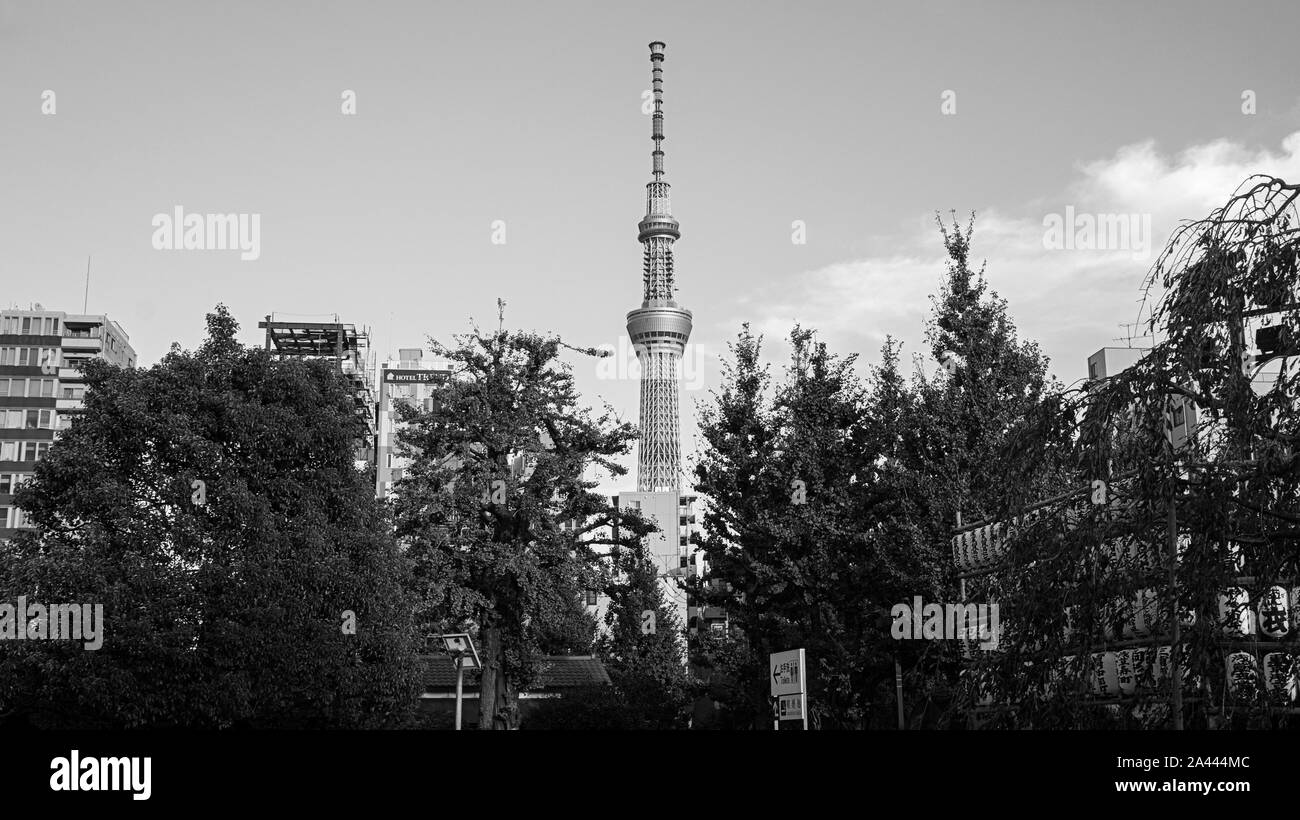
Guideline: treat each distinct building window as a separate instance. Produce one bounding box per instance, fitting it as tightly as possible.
[7,506,28,528]
[21,318,31,335]
[0,475,9,494]
[40,379,55,398]
[0,348,13,365]
[0,442,15,461]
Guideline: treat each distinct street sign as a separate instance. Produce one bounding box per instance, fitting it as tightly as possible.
[430,632,481,731]
[430,632,481,670]
[770,648,806,697]
[778,694,804,720]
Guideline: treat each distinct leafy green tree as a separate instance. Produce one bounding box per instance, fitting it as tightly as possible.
[393,306,651,729]
[979,177,1300,729]
[0,305,420,729]
[691,215,1064,729]
[920,211,1064,526]
[693,324,916,728]
[595,542,693,729]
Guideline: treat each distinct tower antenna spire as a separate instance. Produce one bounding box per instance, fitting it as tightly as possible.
[627,41,693,493]
[650,40,666,181]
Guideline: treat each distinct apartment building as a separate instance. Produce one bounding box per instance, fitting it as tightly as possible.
[0,306,135,536]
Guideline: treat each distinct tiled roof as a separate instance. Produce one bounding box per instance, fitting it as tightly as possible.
[422,654,611,690]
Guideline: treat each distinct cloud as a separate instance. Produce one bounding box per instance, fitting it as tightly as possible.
[743,131,1300,386]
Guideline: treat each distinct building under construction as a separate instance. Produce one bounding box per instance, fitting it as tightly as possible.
[257,314,377,470]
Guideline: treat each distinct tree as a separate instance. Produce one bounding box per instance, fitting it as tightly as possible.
[393,304,651,729]
[690,215,1065,729]
[0,305,420,729]
[978,177,1300,729]
[920,211,1064,526]
[595,542,693,729]
[692,324,926,728]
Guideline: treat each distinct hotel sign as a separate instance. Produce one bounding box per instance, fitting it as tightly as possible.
[383,369,448,384]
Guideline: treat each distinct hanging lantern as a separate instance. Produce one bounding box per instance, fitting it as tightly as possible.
[1257,586,1290,640]
[1116,649,1139,696]
[1226,652,1260,701]
[1132,588,1157,637]
[1218,588,1254,637]
[1092,652,1120,697]
[1263,653,1298,705]
[990,522,1005,560]
[1153,646,1172,687]
[1222,540,1245,575]
[1102,598,1120,642]
[1129,647,1151,693]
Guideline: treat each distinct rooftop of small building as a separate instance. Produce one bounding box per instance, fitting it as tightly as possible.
[421,654,612,690]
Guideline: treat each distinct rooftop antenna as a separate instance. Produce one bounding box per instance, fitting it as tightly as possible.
[1113,322,1151,348]
[83,256,91,313]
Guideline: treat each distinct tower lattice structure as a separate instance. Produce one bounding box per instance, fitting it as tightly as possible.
[627,41,693,494]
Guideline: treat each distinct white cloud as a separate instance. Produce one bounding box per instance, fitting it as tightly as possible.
[744,131,1300,386]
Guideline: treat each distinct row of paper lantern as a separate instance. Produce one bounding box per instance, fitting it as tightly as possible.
[1227,651,1300,703]
[966,648,1299,706]
[1060,585,1298,644]
[1216,586,1297,639]
[951,502,1109,573]
[953,520,1261,579]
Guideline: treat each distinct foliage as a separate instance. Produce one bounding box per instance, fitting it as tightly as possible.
[392,303,653,729]
[977,177,1300,728]
[691,215,1064,729]
[595,542,693,729]
[0,305,421,728]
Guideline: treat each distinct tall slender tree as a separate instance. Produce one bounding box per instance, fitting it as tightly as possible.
[393,305,651,729]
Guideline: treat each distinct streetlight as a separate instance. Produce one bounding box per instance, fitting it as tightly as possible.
[429,633,481,730]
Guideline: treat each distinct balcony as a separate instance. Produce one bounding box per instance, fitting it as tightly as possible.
[62,337,102,352]
[55,398,83,411]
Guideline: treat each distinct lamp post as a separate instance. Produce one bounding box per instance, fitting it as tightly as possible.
[430,633,481,730]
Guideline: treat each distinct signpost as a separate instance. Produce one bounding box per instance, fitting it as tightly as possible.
[431,633,481,730]
[769,648,807,730]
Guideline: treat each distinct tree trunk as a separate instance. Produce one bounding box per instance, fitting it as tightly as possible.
[476,625,521,729]
[478,625,501,730]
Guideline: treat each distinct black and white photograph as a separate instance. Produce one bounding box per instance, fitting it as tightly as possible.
[1,0,1298,805]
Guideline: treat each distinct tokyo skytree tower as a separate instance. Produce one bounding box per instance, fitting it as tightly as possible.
[627,41,693,493]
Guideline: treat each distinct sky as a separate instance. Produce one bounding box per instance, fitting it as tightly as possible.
[2,0,1299,487]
